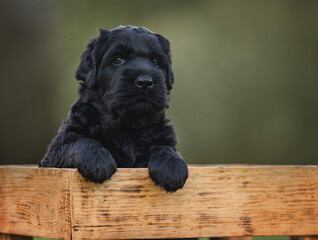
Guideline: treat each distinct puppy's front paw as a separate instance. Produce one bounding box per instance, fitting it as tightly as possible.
[75,148,117,183]
[148,147,188,192]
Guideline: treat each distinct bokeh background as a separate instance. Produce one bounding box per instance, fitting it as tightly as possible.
[1,0,317,165]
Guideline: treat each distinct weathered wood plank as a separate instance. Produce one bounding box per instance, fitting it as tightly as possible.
[71,166,318,239]
[0,166,73,240]
[1,165,318,239]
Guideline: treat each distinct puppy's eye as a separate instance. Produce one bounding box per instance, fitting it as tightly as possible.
[152,58,159,66]
[113,57,126,66]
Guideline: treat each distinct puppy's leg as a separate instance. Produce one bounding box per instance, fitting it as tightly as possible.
[148,146,188,192]
[39,137,117,183]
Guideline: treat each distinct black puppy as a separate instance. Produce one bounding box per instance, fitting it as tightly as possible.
[39,26,188,192]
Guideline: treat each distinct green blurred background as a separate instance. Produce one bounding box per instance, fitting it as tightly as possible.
[1,0,317,165]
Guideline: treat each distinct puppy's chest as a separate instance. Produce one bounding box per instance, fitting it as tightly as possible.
[100,129,156,167]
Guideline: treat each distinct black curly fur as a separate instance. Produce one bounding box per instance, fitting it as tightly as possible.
[39,26,188,192]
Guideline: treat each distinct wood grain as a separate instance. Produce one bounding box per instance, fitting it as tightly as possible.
[1,165,318,239]
[71,166,318,239]
[0,166,73,240]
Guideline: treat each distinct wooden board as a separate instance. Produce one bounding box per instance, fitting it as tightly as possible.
[71,166,318,239]
[0,166,73,240]
[1,165,318,239]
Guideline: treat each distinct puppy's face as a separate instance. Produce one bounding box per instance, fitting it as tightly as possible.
[76,26,174,119]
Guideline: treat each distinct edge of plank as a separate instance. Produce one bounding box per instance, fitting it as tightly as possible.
[1,165,318,239]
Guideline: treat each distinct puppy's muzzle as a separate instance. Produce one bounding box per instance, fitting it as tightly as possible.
[135,75,153,90]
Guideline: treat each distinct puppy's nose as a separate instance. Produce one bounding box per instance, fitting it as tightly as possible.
[135,75,153,89]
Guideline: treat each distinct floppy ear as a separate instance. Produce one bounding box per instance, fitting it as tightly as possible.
[155,34,174,90]
[75,28,109,87]
[75,38,97,88]
[167,64,174,91]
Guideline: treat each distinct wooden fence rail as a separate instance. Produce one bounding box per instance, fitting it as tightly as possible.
[0,165,318,240]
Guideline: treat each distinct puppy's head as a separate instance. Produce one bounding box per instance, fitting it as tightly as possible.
[75,26,174,120]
